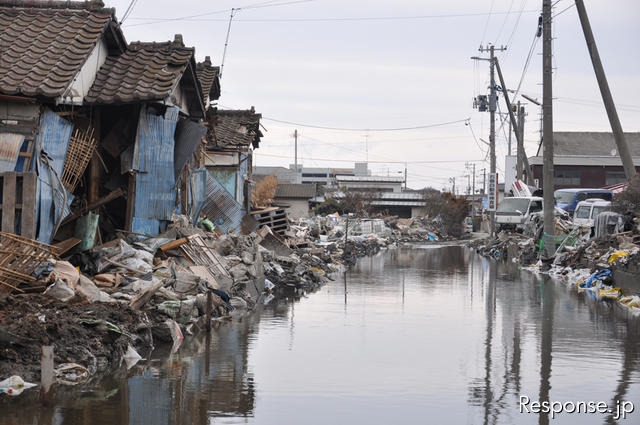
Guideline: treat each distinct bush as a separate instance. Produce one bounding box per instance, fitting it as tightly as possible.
[251,174,278,209]
[314,190,376,216]
[612,174,640,215]
[422,189,470,237]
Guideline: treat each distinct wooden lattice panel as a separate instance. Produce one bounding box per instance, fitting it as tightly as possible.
[0,232,58,296]
[61,127,97,193]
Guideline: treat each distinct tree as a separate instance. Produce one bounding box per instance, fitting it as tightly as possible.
[612,174,640,215]
[422,189,470,237]
[251,174,278,209]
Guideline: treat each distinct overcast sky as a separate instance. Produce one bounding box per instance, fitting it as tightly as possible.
[112,0,640,190]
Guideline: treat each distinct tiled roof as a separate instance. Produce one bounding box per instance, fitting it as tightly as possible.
[535,132,640,157]
[196,56,220,102]
[0,0,117,98]
[86,35,195,105]
[275,183,316,199]
[207,108,263,151]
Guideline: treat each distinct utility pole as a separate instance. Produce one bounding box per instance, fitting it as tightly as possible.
[294,129,298,183]
[574,0,636,180]
[404,163,407,191]
[507,114,512,156]
[542,0,555,257]
[472,163,476,195]
[450,177,456,195]
[494,58,534,184]
[516,102,525,181]
[483,168,486,194]
[472,45,506,236]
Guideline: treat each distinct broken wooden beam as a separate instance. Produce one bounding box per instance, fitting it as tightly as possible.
[159,237,189,253]
[61,188,124,226]
[129,279,163,310]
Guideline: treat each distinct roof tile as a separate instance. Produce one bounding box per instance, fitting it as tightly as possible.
[206,108,263,151]
[196,56,220,102]
[85,38,195,104]
[0,1,112,98]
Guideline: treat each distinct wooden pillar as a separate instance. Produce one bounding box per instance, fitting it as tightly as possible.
[125,172,136,231]
[88,110,101,203]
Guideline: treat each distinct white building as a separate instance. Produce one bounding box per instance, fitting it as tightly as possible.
[335,175,405,193]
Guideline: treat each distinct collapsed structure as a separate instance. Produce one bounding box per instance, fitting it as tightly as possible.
[0,1,264,257]
[0,1,462,389]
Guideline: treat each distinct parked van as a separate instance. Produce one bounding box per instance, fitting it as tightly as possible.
[573,199,612,228]
[554,188,613,215]
[495,196,543,231]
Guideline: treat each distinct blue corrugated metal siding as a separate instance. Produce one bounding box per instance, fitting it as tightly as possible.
[200,172,243,234]
[34,109,74,243]
[132,106,179,235]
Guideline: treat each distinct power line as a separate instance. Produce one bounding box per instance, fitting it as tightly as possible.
[124,0,314,27]
[480,0,496,43]
[261,117,470,132]
[120,0,141,23]
[494,0,515,44]
[511,28,540,103]
[253,152,484,164]
[125,8,540,26]
[553,2,575,18]
[265,134,470,147]
[504,0,528,48]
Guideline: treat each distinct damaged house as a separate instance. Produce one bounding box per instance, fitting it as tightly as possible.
[200,106,263,234]
[0,0,211,250]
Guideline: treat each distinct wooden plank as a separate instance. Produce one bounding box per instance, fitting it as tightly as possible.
[159,237,189,252]
[52,237,82,256]
[21,172,36,238]
[60,188,124,227]
[2,172,16,233]
[125,172,136,232]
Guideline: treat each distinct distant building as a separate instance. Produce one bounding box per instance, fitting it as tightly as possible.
[294,162,370,185]
[274,183,317,219]
[335,175,404,193]
[253,162,370,186]
[529,132,640,189]
[252,166,297,183]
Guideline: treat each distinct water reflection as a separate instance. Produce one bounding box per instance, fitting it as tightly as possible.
[2,246,639,425]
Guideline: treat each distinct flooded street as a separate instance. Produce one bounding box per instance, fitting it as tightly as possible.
[4,245,640,425]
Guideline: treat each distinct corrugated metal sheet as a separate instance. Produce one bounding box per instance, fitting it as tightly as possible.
[34,109,74,243]
[0,133,24,172]
[200,172,243,234]
[132,105,179,234]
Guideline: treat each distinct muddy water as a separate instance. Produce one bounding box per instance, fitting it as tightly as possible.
[2,245,640,425]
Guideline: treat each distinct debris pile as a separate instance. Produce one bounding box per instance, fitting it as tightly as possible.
[2,210,457,385]
[382,216,452,243]
[470,214,640,316]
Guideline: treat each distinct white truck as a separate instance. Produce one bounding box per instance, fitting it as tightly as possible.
[495,196,543,232]
[573,199,612,228]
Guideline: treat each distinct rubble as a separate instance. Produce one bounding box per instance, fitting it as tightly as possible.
[0,211,459,384]
[470,213,640,318]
